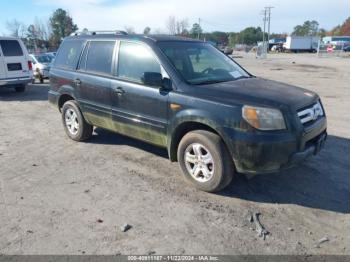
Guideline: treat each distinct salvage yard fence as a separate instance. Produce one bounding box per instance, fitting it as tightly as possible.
[317,40,350,58]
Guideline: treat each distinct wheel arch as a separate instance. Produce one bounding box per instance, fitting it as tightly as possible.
[58,93,75,112]
[57,85,77,112]
[168,120,229,162]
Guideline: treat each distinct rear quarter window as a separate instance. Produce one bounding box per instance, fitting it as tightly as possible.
[85,41,115,75]
[0,40,23,56]
[54,40,85,70]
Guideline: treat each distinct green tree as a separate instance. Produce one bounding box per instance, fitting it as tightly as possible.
[228,32,238,47]
[190,23,203,38]
[292,20,319,36]
[228,27,268,47]
[204,31,229,45]
[143,27,151,35]
[49,8,78,48]
[317,28,327,38]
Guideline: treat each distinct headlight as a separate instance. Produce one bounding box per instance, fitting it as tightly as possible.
[242,105,286,130]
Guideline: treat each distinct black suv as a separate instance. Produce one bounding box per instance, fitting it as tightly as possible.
[49,31,327,192]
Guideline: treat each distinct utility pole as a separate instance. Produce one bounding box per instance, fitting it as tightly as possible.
[262,9,267,45]
[265,6,274,44]
[261,8,267,57]
[260,6,274,57]
[198,18,201,40]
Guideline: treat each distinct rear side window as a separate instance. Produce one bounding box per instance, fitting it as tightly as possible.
[85,41,115,75]
[0,40,23,56]
[54,40,84,70]
[117,41,161,83]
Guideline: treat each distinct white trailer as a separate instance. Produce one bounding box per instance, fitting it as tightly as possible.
[283,36,320,52]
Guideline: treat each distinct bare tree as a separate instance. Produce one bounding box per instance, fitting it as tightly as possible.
[166,16,176,35]
[124,26,136,34]
[5,19,26,38]
[34,17,51,41]
[176,19,189,35]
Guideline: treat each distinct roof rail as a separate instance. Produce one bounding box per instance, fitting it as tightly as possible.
[71,30,128,36]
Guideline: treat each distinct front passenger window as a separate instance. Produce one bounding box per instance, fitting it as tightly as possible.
[117,41,161,84]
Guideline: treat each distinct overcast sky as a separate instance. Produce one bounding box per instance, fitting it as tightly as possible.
[1,0,350,35]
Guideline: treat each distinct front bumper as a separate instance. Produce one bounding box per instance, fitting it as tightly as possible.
[42,69,50,78]
[34,68,50,78]
[0,77,32,87]
[226,117,327,175]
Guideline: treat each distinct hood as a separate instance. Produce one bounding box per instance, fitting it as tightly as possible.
[185,77,318,110]
[37,63,50,69]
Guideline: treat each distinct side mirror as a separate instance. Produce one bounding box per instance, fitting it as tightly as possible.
[142,72,163,87]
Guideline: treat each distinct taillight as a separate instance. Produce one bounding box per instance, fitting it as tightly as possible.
[28,61,33,71]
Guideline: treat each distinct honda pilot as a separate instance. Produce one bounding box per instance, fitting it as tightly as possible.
[49,31,327,192]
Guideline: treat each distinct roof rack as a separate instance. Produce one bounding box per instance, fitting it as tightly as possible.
[71,30,128,36]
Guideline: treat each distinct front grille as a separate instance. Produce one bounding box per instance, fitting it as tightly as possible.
[297,101,324,125]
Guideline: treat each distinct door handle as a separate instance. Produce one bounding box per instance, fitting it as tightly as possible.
[113,87,125,96]
[74,78,82,86]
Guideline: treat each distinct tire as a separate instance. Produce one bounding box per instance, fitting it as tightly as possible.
[177,130,234,192]
[61,100,93,141]
[15,85,26,92]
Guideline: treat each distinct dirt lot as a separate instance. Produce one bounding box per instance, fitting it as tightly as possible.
[0,53,349,255]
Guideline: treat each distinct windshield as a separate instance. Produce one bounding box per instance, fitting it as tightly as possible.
[35,55,54,64]
[158,41,250,85]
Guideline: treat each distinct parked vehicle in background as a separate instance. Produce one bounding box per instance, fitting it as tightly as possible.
[218,45,233,55]
[49,32,327,192]
[30,54,54,83]
[271,44,284,52]
[223,46,233,55]
[0,37,33,92]
[46,52,57,58]
[268,37,286,50]
[283,36,319,53]
[343,45,350,52]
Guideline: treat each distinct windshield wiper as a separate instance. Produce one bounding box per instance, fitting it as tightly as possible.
[233,76,250,81]
[192,76,250,85]
[192,79,232,85]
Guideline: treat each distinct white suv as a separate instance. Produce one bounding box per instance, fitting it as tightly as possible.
[0,37,33,92]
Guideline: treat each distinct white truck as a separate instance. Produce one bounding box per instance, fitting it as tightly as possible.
[283,36,320,53]
[0,37,33,92]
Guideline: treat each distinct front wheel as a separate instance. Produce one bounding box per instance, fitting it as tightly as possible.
[61,100,93,141]
[177,130,234,192]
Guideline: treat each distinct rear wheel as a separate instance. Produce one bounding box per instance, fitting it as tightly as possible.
[15,85,26,92]
[61,100,93,141]
[177,130,234,192]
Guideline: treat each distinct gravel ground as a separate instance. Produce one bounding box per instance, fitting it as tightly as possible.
[0,53,349,255]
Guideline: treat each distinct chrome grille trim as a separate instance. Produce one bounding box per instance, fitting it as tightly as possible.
[297,101,324,124]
